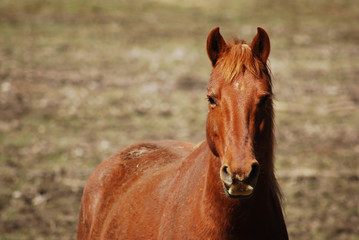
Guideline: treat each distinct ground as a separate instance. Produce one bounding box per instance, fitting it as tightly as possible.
[0,0,358,239]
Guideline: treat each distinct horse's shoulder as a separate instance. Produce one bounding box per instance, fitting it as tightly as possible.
[78,140,197,238]
[114,140,195,170]
[82,140,195,201]
[120,140,195,160]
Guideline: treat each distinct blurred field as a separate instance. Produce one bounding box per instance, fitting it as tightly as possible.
[0,0,358,239]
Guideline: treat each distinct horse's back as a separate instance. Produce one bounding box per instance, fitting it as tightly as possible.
[77,140,195,239]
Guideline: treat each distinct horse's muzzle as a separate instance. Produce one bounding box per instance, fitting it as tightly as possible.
[220,163,259,198]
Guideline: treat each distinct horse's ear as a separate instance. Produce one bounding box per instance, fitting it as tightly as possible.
[251,27,270,63]
[207,27,227,67]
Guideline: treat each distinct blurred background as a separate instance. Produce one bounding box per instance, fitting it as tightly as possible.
[0,0,358,239]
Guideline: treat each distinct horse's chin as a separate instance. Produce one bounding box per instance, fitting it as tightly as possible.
[222,183,254,199]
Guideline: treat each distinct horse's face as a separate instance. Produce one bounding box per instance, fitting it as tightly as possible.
[206,27,272,198]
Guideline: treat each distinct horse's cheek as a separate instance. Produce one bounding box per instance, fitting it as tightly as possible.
[206,115,219,157]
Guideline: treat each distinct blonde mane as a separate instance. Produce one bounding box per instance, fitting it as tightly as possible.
[217,40,265,83]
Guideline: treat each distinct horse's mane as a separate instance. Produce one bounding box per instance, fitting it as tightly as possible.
[216,38,271,84]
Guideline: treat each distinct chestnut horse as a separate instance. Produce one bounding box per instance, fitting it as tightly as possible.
[77,27,288,239]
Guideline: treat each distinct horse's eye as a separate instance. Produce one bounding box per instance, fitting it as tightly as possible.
[258,95,270,107]
[208,96,217,106]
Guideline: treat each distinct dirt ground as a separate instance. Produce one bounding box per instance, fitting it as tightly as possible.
[0,0,358,239]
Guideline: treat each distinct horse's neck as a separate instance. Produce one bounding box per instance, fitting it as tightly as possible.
[192,141,276,231]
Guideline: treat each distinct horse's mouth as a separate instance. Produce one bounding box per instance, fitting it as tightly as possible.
[222,182,254,198]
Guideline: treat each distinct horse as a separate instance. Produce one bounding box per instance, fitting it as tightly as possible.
[77,27,289,240]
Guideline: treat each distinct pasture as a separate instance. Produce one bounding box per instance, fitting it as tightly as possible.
[0,0,358,239]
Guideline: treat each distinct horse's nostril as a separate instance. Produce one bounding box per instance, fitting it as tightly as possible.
[220,165,233,186]
[248,163,259,184]
[223,166,229,175]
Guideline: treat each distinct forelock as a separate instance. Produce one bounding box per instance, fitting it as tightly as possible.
[215,40,265,83]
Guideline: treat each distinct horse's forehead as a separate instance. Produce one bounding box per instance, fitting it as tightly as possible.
[229,73,266,93]
[209,69,269,96]
[234,81,246,92]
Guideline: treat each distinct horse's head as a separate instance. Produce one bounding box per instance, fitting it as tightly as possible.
[206,27,273,198]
